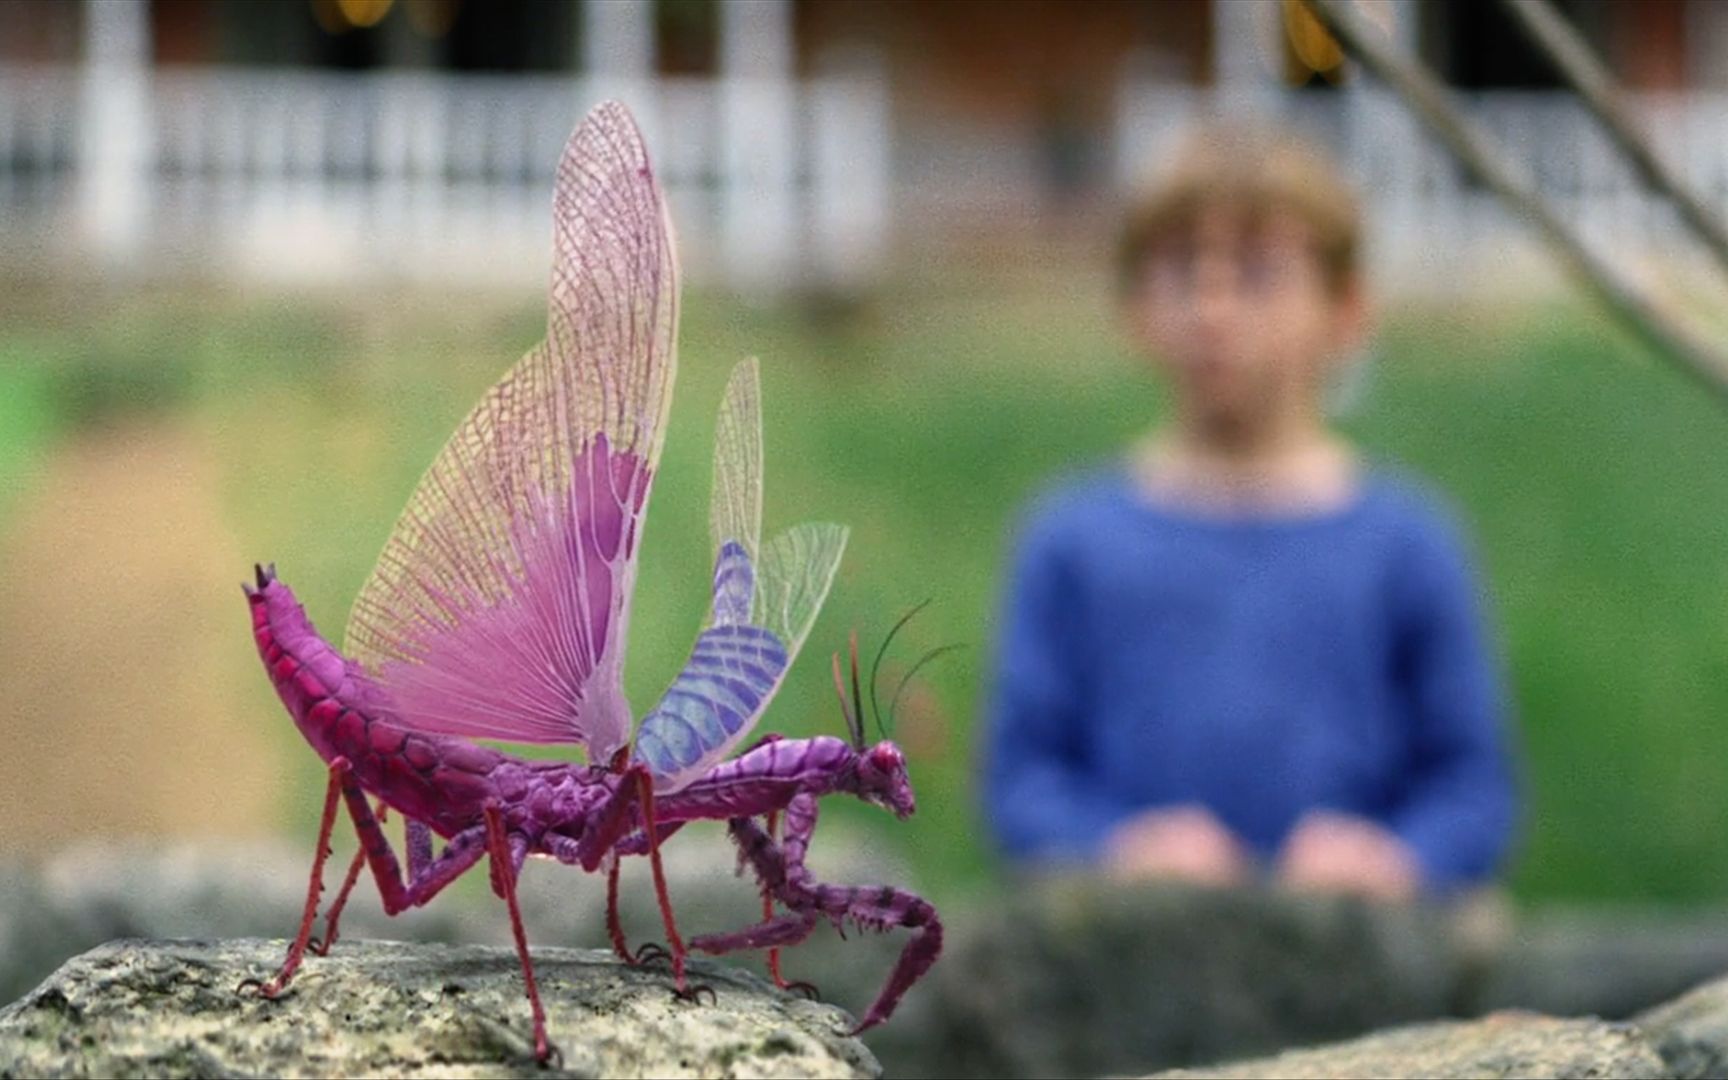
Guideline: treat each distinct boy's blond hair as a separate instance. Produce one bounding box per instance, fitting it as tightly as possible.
[1118,125,1361,296]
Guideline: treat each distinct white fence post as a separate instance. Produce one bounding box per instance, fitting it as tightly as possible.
[581,0,659,142]
[810,67,889,292]
[720,0,797,297]
[78,0,152,265]
[1212,0,1280,117]
[1344,0,1428,285]
[583,0,655,82]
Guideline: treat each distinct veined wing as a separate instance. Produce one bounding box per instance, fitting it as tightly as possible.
[635,360,847,791]
[710,359,763,575]
[344,101,677,763]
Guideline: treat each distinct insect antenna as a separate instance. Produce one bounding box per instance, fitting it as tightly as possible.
[847,629,867,747]
[869,599,933,735]
[832,648,865,751]
[886,643,967,739]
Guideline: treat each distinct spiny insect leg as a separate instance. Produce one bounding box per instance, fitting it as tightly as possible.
[310,847,366,957]
[727,811,943,1032]
[605,854,629,962]
[686,814,821,999]
[338,771,486,914]
[828,884,943,1034]
[577,843,669,968]
[761,809,794,991]
[312,808,429,956]
[239,759,346,998]
[484,804,557,1066]
[636,769,711,1003]
[689,908,821,953]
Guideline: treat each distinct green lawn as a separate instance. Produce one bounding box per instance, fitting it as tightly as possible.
[7,280,1728,906]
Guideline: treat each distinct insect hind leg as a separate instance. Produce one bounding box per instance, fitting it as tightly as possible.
[337,769,486,915]
[241,759,489,999]
[312,813,435,956]
[239,760,346,997]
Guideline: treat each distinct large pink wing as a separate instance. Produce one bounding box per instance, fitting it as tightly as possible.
[343,101,677,762]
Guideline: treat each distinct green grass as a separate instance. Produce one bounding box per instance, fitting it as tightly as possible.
[8,282,1728,907]
[0,339,63,524]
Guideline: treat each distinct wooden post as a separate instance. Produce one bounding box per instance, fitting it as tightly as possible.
[1302,0,1728,405]
[1499,0,1728,280]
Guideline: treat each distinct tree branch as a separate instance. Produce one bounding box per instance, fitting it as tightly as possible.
[1500,0,1728,280]
[1300,0,1728,404]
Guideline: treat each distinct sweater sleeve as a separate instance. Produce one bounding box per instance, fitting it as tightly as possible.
[1387,507,1520,891]
[981,503,1124,865]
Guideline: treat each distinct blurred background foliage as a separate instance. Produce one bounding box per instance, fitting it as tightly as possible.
[6,271,1728,908]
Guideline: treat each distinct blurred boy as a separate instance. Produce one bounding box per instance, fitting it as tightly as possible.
[981,128,1516,900]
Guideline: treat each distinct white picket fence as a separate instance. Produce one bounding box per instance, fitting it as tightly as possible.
[1116,80,1728,291]
[6,65,1728,297]
[0,66,891,295]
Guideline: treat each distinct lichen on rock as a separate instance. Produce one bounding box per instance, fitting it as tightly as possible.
[0,938,881,1079]
[1149,1012,1669,1080]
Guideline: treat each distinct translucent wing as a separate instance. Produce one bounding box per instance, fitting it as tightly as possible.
[343,101,676,763]
[709,358,763,564]
[635,361,847,791]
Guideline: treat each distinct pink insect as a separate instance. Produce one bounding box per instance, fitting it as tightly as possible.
[238,100,941,1063]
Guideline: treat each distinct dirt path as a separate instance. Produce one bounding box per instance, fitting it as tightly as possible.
[0,421,285,851]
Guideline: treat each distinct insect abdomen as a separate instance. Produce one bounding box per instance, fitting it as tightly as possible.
[245,564,506,833]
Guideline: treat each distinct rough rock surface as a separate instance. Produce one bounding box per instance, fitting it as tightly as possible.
[0,828,914,1022]
[1635,973,1728,1080]
[1150,1012,1668,1080]
[873,877,1728,1079]
[878,878,1477,1078]
[15,844,1728,1079]
[1478,910,1728,1020]
[0,938,880,1079]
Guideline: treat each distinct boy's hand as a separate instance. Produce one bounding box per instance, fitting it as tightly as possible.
[1104,804,1251,886]
[1276,811,1421,902]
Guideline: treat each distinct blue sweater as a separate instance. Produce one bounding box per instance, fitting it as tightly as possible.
[982,466,1518,891]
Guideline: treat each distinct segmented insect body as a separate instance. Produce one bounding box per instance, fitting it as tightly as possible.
[243,100,940,1060]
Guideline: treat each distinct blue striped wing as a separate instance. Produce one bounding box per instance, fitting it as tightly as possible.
[633,623,787,779]
[636,542,788,786]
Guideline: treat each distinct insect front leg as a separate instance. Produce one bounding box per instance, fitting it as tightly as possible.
[689,801,822,998]
[686,812,821,962]
[721,799,944,1033]
[755,800,824,996]
[824,881,943,1034]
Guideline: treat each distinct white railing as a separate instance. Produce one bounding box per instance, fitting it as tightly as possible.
[1116,80,1728,293]
[9,65,1727,298]
[0,66,891,295]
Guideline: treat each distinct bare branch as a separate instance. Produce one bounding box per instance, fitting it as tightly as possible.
[1301,0,1728,404]
[1500,0,1728,279]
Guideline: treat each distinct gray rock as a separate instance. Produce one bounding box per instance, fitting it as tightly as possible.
[1634,973,1728,1079]
[0,865,84,1006]
[883,878,1479,1079]
[0,827,917,1046]
[1478,910,1728,1021]
[21,841,1728,1079]
[0,938,880,1079]
[1150,1013,1669,1080]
